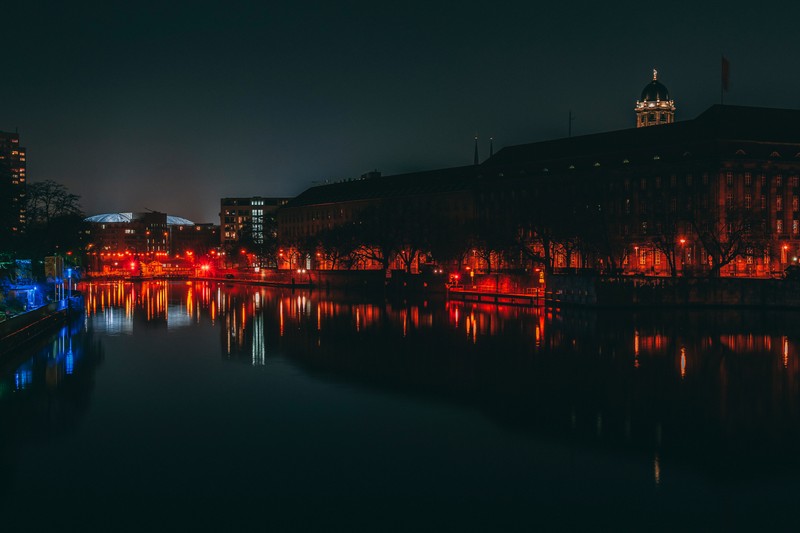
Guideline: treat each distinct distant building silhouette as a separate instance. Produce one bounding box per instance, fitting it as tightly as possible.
[0,130,27,247]
[277,166,479,271]
[273,104,800,279]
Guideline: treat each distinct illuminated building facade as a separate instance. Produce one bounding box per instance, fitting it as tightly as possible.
[220,197,288,247]
[277,104,800,279]
[635,69,675,128]
[84,212,219,275]
[484,105,800,277]
[85,212,176,254]
[0,130,27,247]
[277,166,479,271]
[171,223,219,255]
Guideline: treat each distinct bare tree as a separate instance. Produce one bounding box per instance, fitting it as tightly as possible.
[24,180,85,263]
[690,206,767,277]
[27,180,82,226]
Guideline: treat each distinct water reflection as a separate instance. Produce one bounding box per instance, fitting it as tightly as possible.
[80,282,800,474]
[6,280,800,501]
[0,318,104,503]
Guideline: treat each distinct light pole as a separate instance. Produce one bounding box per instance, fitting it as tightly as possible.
[66,268,73,299]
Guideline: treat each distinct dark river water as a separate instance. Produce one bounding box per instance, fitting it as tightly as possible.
[2,280,800,531]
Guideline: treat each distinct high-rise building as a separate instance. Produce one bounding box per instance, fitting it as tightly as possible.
[635,69,675,127]
[0,130,27,248]
[220,197,289,247]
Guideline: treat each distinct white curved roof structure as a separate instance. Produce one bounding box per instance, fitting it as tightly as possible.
[85,212,195,225]
[166,215,194,226]
[85,213,133,223]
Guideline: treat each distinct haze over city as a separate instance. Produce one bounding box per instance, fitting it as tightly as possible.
[3,1,800,223]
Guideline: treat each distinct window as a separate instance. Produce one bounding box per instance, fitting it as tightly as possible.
[762,195,767,209]
[655,252,661,266]
[792,176,799,188]
[640,250,647,265]
[640,200,647,214]
[670,175,677,187]
[761,174,767,187]
[686,174,693,186]
[777,220,784,233]
[655,176,661,188]
[794,220,799,235]
[702,173,709,185]
[777,175,783,188]
[744,193,752,209]
[726,172,733,186]
[777,196,783,211]
[670,198,677,212]
[744,172,752,186]
[726,192,733,207]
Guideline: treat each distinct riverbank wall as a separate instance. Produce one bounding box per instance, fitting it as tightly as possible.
[92,269,539,295]
[546,274,800,307]
[0,297,83,355]
[190,269,388,291]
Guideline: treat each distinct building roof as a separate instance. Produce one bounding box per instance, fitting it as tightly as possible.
[284,166,481,208]
[640,80,670,102]
[485,105,800,169]
[85,212,195,225]
[282,105,800,211]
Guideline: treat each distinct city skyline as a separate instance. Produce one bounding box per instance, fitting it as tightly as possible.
[3,1,800,223]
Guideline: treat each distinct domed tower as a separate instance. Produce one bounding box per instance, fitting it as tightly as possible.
[635,69,675,127]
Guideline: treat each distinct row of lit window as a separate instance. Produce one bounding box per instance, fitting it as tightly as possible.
[726,172,799,188]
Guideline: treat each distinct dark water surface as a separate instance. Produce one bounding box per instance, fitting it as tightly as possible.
[2,281,800,530]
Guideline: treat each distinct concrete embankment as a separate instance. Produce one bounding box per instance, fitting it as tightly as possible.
[191,269,388,292]
[0,297,83,356]
[546,274,800,308]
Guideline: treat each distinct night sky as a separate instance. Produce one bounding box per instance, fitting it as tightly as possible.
[3,1,800,223]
